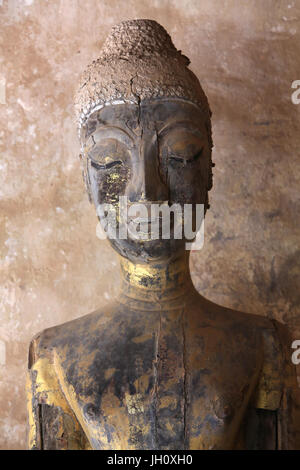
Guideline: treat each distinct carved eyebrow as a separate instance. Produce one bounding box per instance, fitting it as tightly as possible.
[157,120,203,138]
[89,125,135,146]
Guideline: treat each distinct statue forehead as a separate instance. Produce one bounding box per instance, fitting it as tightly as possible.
[83,99,207,140]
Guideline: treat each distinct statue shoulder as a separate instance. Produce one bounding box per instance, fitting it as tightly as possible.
[28,304,116,368]
[28,325,58,369]
[195,294,275,333]
[195,296,291,385]
[28,321,74,369]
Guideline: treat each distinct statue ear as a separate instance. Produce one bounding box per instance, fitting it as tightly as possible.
[79,153,92,203]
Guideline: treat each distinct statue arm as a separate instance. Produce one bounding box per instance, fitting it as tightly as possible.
[26,333,90,450]
[247,320,300,449]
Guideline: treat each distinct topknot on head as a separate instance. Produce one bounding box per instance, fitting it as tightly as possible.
[100,19,182,61]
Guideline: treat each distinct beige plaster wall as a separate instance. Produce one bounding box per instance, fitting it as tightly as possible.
[0,0,299,449]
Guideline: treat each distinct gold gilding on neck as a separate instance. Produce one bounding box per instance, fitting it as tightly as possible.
[119,254,195,306]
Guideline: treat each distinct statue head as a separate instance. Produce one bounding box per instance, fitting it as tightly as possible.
[74,19,213,263]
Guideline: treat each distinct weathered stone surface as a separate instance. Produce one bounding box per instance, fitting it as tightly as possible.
[0,0,299,449]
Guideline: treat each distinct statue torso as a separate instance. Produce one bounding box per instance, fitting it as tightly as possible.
[31,291,280,450]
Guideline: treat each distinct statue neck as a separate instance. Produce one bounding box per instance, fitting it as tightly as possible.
[119,253,196,309]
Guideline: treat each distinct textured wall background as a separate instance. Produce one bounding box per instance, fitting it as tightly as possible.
[1,0,300,449]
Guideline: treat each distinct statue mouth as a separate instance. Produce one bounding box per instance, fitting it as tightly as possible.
[126,216,180,241]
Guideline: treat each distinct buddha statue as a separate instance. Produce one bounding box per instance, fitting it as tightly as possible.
[26,19,299,450]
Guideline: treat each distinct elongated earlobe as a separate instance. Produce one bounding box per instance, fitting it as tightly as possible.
[79,153,92,203]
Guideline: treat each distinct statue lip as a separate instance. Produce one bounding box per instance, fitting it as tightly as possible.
[127,217,165,235]
[126,216,178,239]
[128,216,163,223]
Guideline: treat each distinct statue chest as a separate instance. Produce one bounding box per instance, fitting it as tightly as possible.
[57,307,263,450]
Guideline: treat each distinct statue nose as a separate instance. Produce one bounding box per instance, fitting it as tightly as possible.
[127,166,169,202]
[126,140,169,203]
[126,176,166,203]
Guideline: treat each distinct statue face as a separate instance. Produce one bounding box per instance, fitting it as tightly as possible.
[81,99,211,263]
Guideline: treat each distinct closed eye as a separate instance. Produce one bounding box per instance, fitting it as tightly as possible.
[169,147,203,164]
[90,160,122,170]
